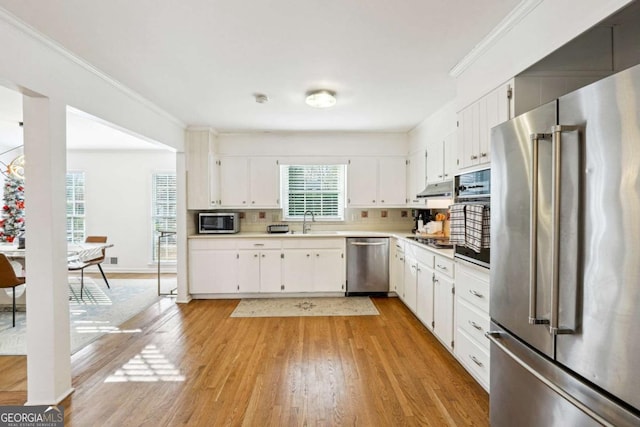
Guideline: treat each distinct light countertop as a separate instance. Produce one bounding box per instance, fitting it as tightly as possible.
[189,230,454,259]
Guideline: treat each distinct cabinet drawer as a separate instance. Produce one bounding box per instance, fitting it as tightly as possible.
[410,245,434,268]
[281,238,344,249]
[237,239,282,250]
[189,239,237,250]
[456,298,490,350]
[434,255,454,278]
[456,328,490,389]
[457,270,490,313]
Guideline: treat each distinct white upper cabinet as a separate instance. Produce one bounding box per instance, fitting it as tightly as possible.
[186,129,218,209]
[456,82,511,171]
[219,157,280,208]
[426,131,456,185]
[406,150,426,206]
[348,157,406,207]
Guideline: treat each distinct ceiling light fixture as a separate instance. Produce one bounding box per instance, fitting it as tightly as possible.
[254,93,269,104]
[305,90,337,108]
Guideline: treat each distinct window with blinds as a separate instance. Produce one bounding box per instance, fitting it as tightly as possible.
[281,165,346,221]
[152,173,177,262]
[66,171,85,242]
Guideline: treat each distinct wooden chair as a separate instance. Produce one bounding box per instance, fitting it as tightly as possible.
[0,253,25,327]
[68,236,110,299]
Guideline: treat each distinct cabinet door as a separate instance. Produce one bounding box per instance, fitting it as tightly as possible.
[209,156,220,207]
[259,250,282,293]
[406,151,426,206]
[443,132,455,181]
[434,273,454,350]
[313,249,345,292]
[394,251,405,296]
[219,157,249,207]
[249,157,280,207]
[477,96,489,165]
[426,140,444,184]
[282,250,313,293]
[348,157,378,206]
[403,257,418,313]
[377,157,406,206]
[457,107,473,170]
[237,250,261,293]
[186,135,211,210]
[416,264,434,329]
[189,250,237,294]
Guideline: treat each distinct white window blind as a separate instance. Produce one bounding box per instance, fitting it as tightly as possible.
[66,171,85,242]
[152,173,177,262]
[281,165,345,220]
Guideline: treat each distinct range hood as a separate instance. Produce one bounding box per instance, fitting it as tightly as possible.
[416,180,454,198]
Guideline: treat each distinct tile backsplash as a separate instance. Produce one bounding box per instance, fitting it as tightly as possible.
[191,208,414,233]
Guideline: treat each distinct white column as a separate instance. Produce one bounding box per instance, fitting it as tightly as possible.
[23,95,73,404]
[175,151,190,303]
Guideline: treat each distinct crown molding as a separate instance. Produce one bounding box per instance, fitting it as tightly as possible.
[186,126,219,135]
[0,7,186,129]
[449,0,544,78]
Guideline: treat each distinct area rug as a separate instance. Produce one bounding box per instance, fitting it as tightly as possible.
[230,297,380,318]
[0,277,170,355]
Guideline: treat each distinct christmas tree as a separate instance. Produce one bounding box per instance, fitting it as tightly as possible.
[0,176,25,243]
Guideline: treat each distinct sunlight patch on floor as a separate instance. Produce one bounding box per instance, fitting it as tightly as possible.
[104,344,185,383]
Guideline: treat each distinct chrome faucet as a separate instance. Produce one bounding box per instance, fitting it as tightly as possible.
[302,211,315,234]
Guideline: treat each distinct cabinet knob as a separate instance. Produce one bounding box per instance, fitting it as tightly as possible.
[372,200,376,203]
[471,155,478,160]
[306,254,310,257]
[438,175,443,178]
[251,201,255,204]
[381,200,384,203]
[480,152,488,157]
[242,201,247,204]
[261,254,265,258]
[254,254,258,258]
[316,253,320,257]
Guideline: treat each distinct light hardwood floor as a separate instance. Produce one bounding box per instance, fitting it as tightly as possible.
[0,295,488,426]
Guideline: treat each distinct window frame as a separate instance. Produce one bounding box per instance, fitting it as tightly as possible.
[66,170,86,243]
[151,171,177,263]
[280,164,346,222]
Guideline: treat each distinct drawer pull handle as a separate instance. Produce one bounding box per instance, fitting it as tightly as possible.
[468,321,483,330]
[469,355,483,367]
[254,243,264,247]
[436,264,447,270]
[469,289,484,298]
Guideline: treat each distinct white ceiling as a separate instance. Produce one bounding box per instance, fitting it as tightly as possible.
[0,0,521,135]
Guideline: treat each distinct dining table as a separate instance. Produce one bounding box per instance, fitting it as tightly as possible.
[0,242,114,271]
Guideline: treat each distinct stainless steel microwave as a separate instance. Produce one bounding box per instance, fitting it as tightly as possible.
[198,212,240,234]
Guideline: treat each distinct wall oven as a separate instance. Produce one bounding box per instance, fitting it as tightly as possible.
[454,169,490,268]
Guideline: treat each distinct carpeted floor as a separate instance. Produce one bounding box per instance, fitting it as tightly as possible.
[0,277,171,355]
[230,296,380,318]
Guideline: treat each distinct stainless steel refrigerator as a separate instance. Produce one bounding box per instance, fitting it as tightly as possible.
[489,63,640,426]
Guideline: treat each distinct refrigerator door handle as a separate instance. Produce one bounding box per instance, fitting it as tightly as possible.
[550,125,579,335]
[529,133,551,325]
[486,331,615,427]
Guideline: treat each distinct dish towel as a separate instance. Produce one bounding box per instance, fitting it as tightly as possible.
[465,204,485,253]
[482,206,491,249]
[449,204,466,246]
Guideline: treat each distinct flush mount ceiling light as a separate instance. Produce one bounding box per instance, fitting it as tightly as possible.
[253,93,269,104]
[305,90,337,108]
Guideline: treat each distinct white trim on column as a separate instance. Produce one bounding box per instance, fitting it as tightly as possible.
[449,0,544,77]
[0,6,185,129]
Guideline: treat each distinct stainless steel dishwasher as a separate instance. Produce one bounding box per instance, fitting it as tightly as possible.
[346,237,389,296]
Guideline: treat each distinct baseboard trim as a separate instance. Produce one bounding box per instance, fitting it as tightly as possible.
[25,387,75,406]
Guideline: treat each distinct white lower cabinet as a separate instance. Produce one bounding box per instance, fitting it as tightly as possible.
[282,239,345,293]
[454,260,491,391]
[188,239,238,294]
[400,242,456,352]
[390,239,405,296]
[237,250,281,293]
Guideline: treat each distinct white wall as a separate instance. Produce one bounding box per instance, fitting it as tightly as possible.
[218,132,408,157]
[67,150,176,272]
[456,0,635,110]
[408,99,457,155]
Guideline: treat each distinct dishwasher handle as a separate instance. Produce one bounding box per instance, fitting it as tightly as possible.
[349,241,387,246]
